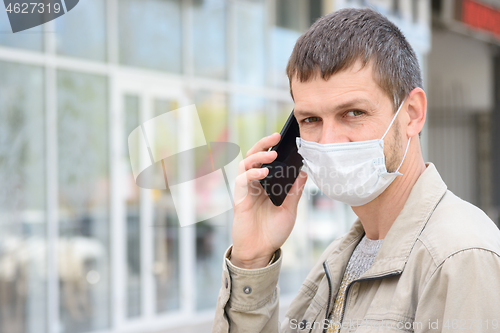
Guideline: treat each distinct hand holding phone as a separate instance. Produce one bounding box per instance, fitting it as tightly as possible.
[229,112,308,269]
[259,110,304,206]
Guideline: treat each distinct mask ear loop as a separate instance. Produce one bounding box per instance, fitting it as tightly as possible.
[381,98,407,141]
[381,98,410,175]
[394,136,411,175]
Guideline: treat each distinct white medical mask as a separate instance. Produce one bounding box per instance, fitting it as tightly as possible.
[296,99,411,206]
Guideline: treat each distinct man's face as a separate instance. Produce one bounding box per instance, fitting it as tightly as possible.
[292,60,404,172]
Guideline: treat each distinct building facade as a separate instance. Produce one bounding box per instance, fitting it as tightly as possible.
[427,0,500,226]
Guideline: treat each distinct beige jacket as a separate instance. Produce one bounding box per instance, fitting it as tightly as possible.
[213,163,500,333]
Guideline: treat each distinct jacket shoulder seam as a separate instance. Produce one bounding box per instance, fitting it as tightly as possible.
[416,235,439,267]
[429,247,500,280]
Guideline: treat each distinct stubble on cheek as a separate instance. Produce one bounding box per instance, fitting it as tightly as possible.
[384,122,403,173]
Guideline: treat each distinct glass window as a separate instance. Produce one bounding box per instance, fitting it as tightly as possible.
[123,95,141,318]
[234,0,266,86]
[393,0,400,15]
[55,0,107,61]
[232,94,268,155]
[151,99,181,314]
[192,0,226,79]
[0,61,46,333]
[309,0,322,26]
[193,91,231,310]
[270,26,300,88]
[276,0,302,31]
[57,70,109,333]
[0,14,43,51]
[271,0,302,89]
[119,0,182,73]
[305,189,357,263]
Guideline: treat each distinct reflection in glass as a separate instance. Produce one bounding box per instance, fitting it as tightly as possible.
[0,62,46,333]
[194,91,230,310]
[235,0,266,85]
[193,0,226,79]
[152,99,181,313]
[124,95,141,318]
[57,71,109,333]
[119,0,182,73]
[0,18,43,51]
[55,0,107,61]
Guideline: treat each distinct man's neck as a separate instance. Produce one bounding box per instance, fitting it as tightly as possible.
[352,140,427,240]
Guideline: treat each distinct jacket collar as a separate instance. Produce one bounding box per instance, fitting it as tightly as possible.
[325,162,448,278]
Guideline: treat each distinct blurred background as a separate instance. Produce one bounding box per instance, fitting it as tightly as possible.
[0,0,498,332]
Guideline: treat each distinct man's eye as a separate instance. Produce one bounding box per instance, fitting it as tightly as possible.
[346,110,364,117]
[304,117,319,123]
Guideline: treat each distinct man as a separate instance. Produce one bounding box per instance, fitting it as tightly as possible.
[213,8,500,333]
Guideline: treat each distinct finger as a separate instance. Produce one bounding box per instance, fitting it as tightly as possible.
[246,133,281,158]
[233,167,269,205]
[244,150,277,171]
[282,170,308,212]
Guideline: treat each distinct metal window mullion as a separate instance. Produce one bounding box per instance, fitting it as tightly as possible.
[226,92,237,246]
[44,18,60,333]
[264,0,273,88]
[180,0,196,316]
[267,0,280,87]
[400,0,412,23]
[110,73,126,330]
[107,0,125,329]
[226,0,237,247]
[418,0,427,27]
[140,93,155,319]
[107,0,119,65]
[45,56,60,333]
[227,0,236,84]
[178,93,196,316]
[182,0,193,78]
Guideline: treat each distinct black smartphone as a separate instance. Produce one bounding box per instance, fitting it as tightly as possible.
[259,110,303,206]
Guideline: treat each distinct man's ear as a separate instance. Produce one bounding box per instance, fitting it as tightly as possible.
[405,87,426,138]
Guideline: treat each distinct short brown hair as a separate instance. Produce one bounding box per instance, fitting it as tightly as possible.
[286,8,422,111]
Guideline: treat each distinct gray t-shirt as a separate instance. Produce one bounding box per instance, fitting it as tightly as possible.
[327,234,384,332]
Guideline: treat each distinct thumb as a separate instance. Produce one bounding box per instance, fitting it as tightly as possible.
[282,170,308,209]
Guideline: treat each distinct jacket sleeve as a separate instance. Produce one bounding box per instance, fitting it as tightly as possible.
[414,248,500,333]
[212,245,282,333]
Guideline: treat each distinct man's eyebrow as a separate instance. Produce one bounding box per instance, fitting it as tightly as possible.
[294,98,374,117]
[294,109,317,118]
[333,98,374,111]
